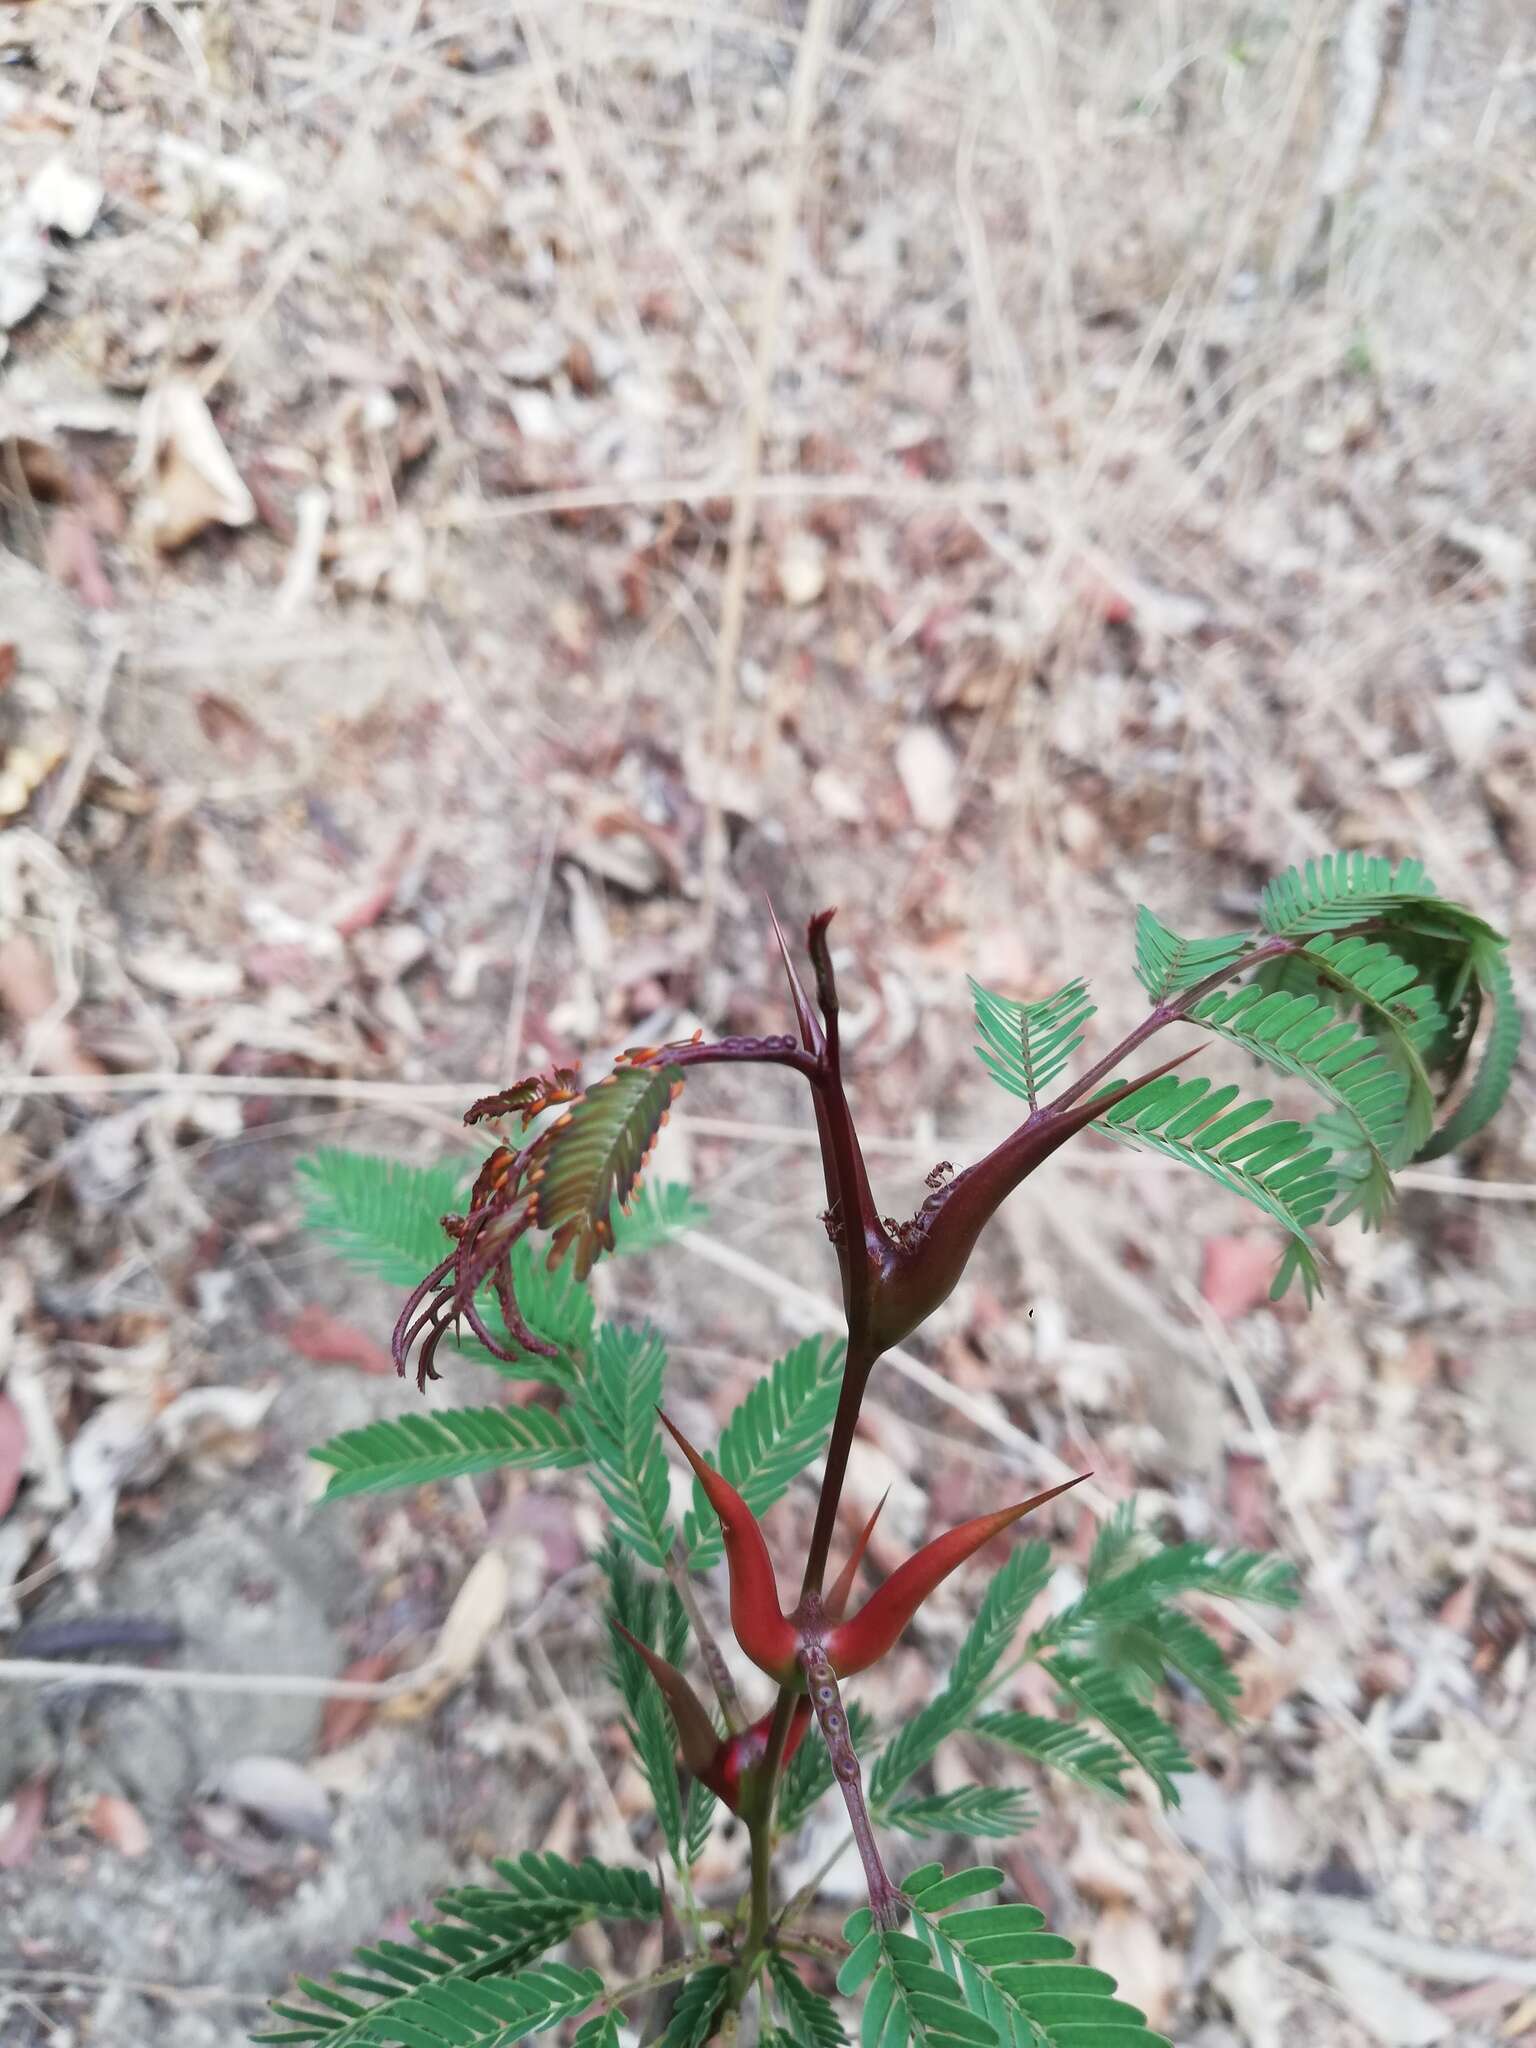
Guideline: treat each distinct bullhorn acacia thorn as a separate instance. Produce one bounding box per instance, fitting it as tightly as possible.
[659,1408,1088,1684]
[657,1405,1088,1926]
[610,1482,886,1817]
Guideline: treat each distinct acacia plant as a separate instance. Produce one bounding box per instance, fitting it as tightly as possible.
[267,856,1516,2048]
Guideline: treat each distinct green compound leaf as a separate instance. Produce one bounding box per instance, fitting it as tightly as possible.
[971,978,1096,1111]
[947,1540,1053,1704]
[869,1543,1051,1814]
[602,1544,687,1863]
[684,1773,718,1870]
[853,1926,1000,2048]
[682,1336,846,1570]
[1024,1537,1292,1740]
[884,1786,1036,1840]
[467,1852,662,1923]
[1089,1073,1338,1302]
[609,1180,710,1254]
[531,1063,684,1280]
[1416,937,1521,1160]
[1133,907,1254,1003]
[298,1150,467,1285]
[573,1323,672,1566]
[1116,1607,1240,1724]
[659,1965,730,2048]
[1042,1657,1192,1809]
[258,1930,600,2047]
[900,1864,1174,2048]
[1187,979,1419,1217]
[1085,1501,1141,1587]
[769,1953,849,2048]
[1258,852,1440,935]
[1030,1539,1299,1657]
[309,1406,585,1501]
[297,1149,595,1385]
[971,1713,1131,1799]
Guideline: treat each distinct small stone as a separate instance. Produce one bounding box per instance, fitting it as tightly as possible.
[777,532,827,607]
[895,725,960,833]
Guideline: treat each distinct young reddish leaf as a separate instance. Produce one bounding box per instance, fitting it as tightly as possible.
[464,1069,580,1129]
[657,1410,798,1682]
[826,1474,1090,1677]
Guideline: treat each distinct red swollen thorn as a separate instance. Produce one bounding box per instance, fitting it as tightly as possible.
[656,1409,799,1683]
[825,1473,1091,1678]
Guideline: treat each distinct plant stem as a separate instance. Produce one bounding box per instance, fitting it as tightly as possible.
[779,1930,853,1962]
[1045,935,1301,1116]
[601,1950,734,2014]
[666,1546,747,1733]
[747,1813,773,1947]
[653,1036,823,1084]
[804,912,888,1340]
[797,1638,902,1928]
[727,1807,777,2009]
[799,1338,877,1600]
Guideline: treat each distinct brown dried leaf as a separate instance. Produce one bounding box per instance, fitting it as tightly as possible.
[1086,1905,1179,2031]
[1316,1945,1452,2045]
[195,691,269,755]
[85,1792,152,1858]
[130,379,255,553]
[1200,1236,1279,1321]
[286,1304,394,1376]
[895,725,960,833]
[0,933,106,1078]
[43,508,116,609]
[318,1651,398,1752]
[1225,1449,1275,1549]
[0,728,70,822]
[382,1550,509,1720]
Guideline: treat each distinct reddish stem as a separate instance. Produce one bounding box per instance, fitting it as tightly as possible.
[804,911,890,1343]
[797,1630,903,1930]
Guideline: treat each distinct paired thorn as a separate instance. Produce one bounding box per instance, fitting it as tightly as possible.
[611,1621,811,1813]
[657,1410,1088,1684]
[823,1473,1090,1677]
